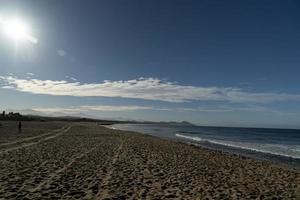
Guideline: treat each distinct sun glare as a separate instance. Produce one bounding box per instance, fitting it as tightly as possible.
[0,17,37,44]
[3,19,28,40]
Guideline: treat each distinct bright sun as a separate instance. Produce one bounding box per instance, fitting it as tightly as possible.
[4,19,28,40]
[0,17,37,44]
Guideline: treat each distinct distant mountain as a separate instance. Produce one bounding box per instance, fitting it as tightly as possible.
[1,108,194,126]
[3,109,97,119]
[170,121,194,126]
[137,120,195,126]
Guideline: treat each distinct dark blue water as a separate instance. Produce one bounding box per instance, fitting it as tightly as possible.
[110,123,300,162]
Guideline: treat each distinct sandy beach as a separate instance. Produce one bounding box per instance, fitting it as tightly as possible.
[0,121,299,199]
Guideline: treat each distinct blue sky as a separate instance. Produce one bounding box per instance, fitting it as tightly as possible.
[0,0,300,128]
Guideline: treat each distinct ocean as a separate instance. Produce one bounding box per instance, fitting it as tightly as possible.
[109,123,300,168]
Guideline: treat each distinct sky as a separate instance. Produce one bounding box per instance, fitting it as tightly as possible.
[0,0,300,128]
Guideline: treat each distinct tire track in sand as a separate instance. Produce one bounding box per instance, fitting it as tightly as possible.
[0,126,71,154]
[0,126,68,148]
[30,147,97,193]
[96,139,125,199]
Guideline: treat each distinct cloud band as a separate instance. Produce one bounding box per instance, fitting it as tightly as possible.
[1,76,300,103]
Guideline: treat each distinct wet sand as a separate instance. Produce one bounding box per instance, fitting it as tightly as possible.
[0,122,299,199]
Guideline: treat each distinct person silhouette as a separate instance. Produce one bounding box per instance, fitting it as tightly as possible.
[18,121,22,133]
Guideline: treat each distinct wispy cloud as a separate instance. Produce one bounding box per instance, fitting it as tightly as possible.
[80,105,153,112]
[1,76,300,103]
[32,104,275,115]
[33,105,155,114]
[33,107,84,115]
[1,85,14,89]
[65,76,77,81]
[172,104,270,113]
[26,72,35,76]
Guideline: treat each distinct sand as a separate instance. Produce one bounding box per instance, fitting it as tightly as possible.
[0,121,299,199]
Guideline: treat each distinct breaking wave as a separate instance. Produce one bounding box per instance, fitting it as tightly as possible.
[175,133,300,159]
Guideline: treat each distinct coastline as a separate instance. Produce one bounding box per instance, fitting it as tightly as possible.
[107,123,300,171]
[101,125,300,199]
[0,121,299,199]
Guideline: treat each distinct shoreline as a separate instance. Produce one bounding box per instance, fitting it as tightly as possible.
[102,124,300,199]
[183,141,300,173]
[0,121,299,199]
[104,124,300,172]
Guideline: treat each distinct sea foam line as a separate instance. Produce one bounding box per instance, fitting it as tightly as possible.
[175,133,300,159]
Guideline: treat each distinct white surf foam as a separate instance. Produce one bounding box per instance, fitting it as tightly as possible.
[175,133,300,159]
